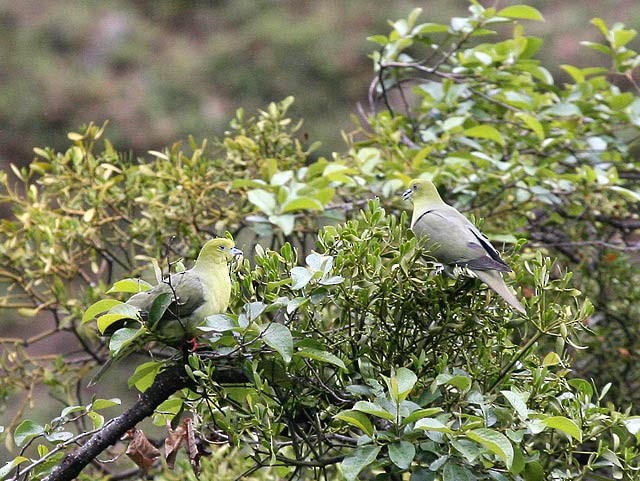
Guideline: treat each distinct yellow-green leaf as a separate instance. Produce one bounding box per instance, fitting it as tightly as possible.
[82,299,122,323]
[335,409,374,437]
[515,112,545,141]
[466,428,514,468]
[97,313,132,334]
[107,278,153,294]
[497,5,544,22]
[414,417,453,433]
[281,197,324,213]
[296,347,346,369]
[542,351,562,366]
[541,416,582,442]
[463,125,505,146]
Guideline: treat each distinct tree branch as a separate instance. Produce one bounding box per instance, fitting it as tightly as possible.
[43,364,190,481]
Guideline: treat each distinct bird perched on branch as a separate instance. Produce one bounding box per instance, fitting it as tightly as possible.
[89,237,242,386]
[403,178,526,315]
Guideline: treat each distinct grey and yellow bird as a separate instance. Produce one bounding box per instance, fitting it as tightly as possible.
[403,179,526,315]
[89,237,242,385]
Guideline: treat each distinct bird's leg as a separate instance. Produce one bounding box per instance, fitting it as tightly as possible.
[186,337,207,352]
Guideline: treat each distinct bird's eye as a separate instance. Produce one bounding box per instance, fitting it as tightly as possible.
[219,245,226,251]
[412,184,418,191]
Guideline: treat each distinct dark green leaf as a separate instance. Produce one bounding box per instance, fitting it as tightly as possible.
[14,420,44,447]
[388,440,415,470]
[147,292,174,329]
[466,428,514,468]
[259,322,293,363]
[335,410,374,437]
[341,445,381,481]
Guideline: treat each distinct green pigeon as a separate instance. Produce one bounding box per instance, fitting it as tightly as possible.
[89,237,242,385]
[403,179,526,315]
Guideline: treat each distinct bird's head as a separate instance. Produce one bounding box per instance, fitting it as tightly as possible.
[402,178,443,204]
[197,238,243,263]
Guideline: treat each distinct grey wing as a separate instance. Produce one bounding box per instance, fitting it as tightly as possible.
[126,271,205,320]
[414,206,510,272]
[463,222,511,272]
[167,271,206,318]
[126,282,172,313]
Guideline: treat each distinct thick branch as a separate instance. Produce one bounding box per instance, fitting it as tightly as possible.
[43,365,190,481]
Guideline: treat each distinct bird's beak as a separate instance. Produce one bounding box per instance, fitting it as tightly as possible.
[230,247,243,258]
[402,188,413,201]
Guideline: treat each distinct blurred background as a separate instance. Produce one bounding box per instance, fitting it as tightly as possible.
[1,0,639,167]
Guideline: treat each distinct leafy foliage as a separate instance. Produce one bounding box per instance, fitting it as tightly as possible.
[1,3,639,480]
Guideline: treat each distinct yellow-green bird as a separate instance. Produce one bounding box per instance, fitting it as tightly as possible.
[89,237,242,385]
[403,179,526,315]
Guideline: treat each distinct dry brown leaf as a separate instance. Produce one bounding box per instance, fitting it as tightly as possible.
[164,421,187,469]
[184,417,202,476]
[123,428,160,472]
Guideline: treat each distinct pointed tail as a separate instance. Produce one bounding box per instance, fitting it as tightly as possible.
[473,269,526,315]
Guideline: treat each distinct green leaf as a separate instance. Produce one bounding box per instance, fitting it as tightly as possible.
[341,445,381,481]
[622,416,640,435]
[541,351,561,366]
[90,398,121,411]
[259,323,293,363]
[393,367,418,402]
[82,299,122,323]
[403,408,444,425]
[128,361,163,392]
[546,103,582,116]
[541,416,582,442]
[87,411,104,429]
[14,420,44,447]
[466,428,514,468]
[290,266,313,290]
[367,34,389,45]
[269,214,295,235]
[523,461,545,481]
[611,28,636,49]
[45,431,73,444]
[515,112,545,141]
[147,292,174,329]
[244,301,267,321]
[247,189,277,215]
[561,65,585,83]
[296,347,346,369]
[335,410,374,437]
[60,405,84,418]
[107,278,152,294]
[388,440,415,470]
[270,170,293,186]
[501,390,530,421]
[353,401,396,421]
[152,398,185,426]
[436,373,472,393]
[281,197,324,213]
[313,186,336,204]
[443,463,476,481]
[109,327,143,354]
[580,40,612,55]
[200,314,236,332]
[510,446,526,475]
[0,457,29,479]
[463,125,505,146]
[96,303,140,333]
[409,468,437,481]
[415,417,453,433]
[497,5,544,21]
[591,17,609,37]
[609,185,640,202]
